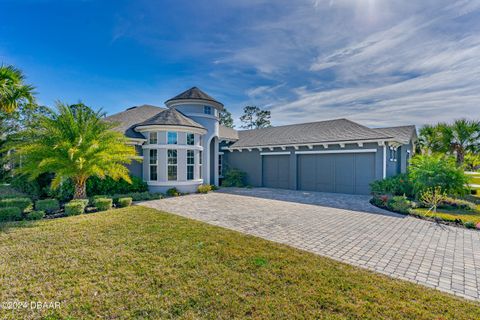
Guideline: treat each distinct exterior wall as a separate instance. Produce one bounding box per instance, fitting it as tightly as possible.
[127,145,143,178]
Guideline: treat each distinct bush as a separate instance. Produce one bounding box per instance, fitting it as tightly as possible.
[0,197,33,212]
[35,199,60,213]
[0,207,22,222]
[409,154,468,197]
[64,201,86,216]
[464,221,476,229]
[387,195,412,214]
[370,194,390,208]
[86,176,148,196]
[420,187,447,213]
[197,184,212,194]
[221,168,247,187]
[439,197,476,211]
[166,188,180,197]
[117,197,132,208]
[26,210,45,221]
[71,199,89,207]
[93,198,113,211]
[112,192,162,202]
[370,173,414,197]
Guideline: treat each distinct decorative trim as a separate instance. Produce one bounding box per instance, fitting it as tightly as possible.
[143,144,203,151]
[260,152,291,156]
[179,112,219,121]
[218,152,224,155]
[135,125,207,135]
[127,138,147,145]
[295,149,377,155]
[383,145,387,179]
[166,99,224,111]
[147,179,203,186]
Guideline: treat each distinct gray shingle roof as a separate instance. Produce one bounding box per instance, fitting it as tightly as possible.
[219,125,239,141]
[165,86,224,107]
[134,108,205,130]
[230,119,395,148]
[372,125,417,143]
[104,104,164,139]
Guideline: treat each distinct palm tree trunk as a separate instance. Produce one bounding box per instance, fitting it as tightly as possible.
[456,148,465,166]
[73,177,87,199]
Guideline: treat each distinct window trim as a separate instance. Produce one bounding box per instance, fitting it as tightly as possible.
[187,150,195,180]
[186,133,195,146]
[218,153,223,178]
[149,132,158,145]
[167,149,177,181]
[199,150,203,179]
[149,149,158,181]
[203,105,212,115]
[167,131,178,145]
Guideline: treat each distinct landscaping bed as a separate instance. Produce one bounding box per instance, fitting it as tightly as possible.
[0,206,479,319]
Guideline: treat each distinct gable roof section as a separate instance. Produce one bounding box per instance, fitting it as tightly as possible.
[371,125,417,144]
[165,86,224,108]
[104,104,164,139]
[219,125,239,141]
[230,119,394,149]
[134,108,205,130]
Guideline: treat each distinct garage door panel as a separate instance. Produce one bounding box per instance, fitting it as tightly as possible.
[262,155,290,189]
[354,153,375,195]
[315,156,335,192]
[298,155,316,191]
[334,154,355,194]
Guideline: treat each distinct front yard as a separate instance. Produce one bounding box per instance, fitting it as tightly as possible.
[0,206,479,319]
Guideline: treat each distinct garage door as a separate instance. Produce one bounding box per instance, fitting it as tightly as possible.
[262,155,290,189]
[297,153,375,195]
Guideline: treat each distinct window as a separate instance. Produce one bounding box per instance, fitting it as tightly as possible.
[149,149,157,181]
[167,132,177,144]
[167,149,177,180]
[187,150,195,180]
[187,133,195,146]
[199,150,202,179]
[389,147,397,162]
[149,132,157,144]
[218,154,223,177]
[204,105,212,115]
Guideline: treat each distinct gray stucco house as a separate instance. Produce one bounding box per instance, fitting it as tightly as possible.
[106,87,417,195]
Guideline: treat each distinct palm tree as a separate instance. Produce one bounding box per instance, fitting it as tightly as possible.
[417,124,442,154]
[11,103,137,199]
[0,65,35,113]
[439,119,480,165]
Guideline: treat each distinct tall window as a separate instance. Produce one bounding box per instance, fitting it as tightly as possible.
[187,150,194,180]
[149,132,157,144]
[167,132,177,144]
[199,150,202,179]
[167,149,177,180]
[218,154,223,177]
[149,149,157,181]
[187,133,195,145]
[204,105,212,115]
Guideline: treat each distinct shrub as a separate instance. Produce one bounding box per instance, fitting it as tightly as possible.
[221,168,247,187]
[112,192,162,202]
[93,198,113,211]
[464,221,476,229]
[197,184,212,194]
[370,173,414,197]
[420,187,447,213]
[64,201,86,216]
[439,197,476,211]
[0,207,22,222]
[71,199,89,207]
[387,195,412,214]
[408,154,468,197]
[26,210,45,221]
[0,197,33,212]
[35,199,60,213]
[166,188,180,197]
[370,194,389,208]
[117,197,132,208]
[86,176,148,196]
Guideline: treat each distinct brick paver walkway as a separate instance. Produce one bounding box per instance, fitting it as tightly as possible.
[139,188,480,301]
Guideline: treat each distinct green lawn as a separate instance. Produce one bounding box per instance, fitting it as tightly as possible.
[0,207,479,319]
[413,205,480,224]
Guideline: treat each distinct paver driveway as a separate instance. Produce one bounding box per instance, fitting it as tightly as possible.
[139,188,480,301]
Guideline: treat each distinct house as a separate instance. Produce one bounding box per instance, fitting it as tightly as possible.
[105,87,417,195]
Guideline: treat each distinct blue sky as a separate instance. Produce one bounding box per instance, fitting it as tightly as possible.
[1,0,480,128]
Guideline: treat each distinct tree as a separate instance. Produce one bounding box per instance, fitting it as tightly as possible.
[438,119,480,165]
[10,102,137,199]
[219,108,234,128]
[0,65,36,113]
[239,105,271,130]
[417,124,442,154]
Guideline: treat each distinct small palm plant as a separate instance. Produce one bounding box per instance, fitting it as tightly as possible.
[420,186,447,214]
[11,103,137,199]
[0,65,36,113]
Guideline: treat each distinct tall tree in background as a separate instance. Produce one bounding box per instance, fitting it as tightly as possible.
[239,106,271,130]
[10,103,136,199]
[0,65,35,113]
[219,108,234,128]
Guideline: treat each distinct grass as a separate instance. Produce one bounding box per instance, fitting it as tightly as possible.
[0,207,479,319]
[413,204,480,224]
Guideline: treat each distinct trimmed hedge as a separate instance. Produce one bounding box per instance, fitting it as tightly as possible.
[71,199,89,207]
[197,184,212,194]
[112,192,162,202]
[0,207,22,222]
[26,210,46,221]
[35,199,60,213]
[166,188,180,197]
[117,197,132,208]
[65,201,86,216]
[94,198,113,211]
[0,197,33,212]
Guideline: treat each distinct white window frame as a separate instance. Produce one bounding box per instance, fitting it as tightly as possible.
[149,132,157,144]
[199,150,203,179]
[149,149,157,181]
[187,150,195,180]
[186,133,195,146]
[204,105,212,115]
[167,132,178,145]
[167,149,177,181]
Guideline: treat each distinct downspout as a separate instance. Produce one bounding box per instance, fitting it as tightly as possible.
[383,144,387,179]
